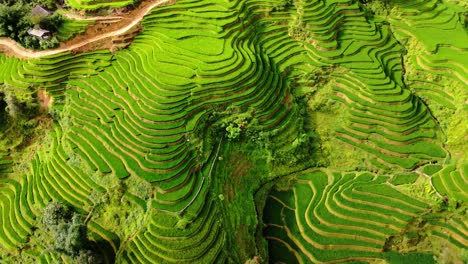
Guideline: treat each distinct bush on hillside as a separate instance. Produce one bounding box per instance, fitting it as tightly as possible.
[42,201,103,262]
[0,3,32,41]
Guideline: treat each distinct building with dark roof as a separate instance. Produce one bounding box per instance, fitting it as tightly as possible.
[31,5,53,17]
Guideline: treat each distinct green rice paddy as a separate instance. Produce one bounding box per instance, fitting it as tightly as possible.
[0,0,466,263]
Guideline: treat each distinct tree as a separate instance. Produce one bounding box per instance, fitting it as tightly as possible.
[0,85,39,120]
[39,36,59,49]
[1,0,57,9]
[53,215,88,256]
[75,250,103,264]
[34,0,57,10]
[0,92,7,129]
[226,123,241,140]
[22,35,40,49]
[4,91,22,119]
[0,3,31,41]
[42,201,102,260]
[0,0,18,6]
[42,201,72,226]
[39,13,64,32]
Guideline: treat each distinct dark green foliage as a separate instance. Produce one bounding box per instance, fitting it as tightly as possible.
[0,92,7,129]
[271,0,293,12]
[0,0,56,10]
[42,201,72,226]
[38,13,63,32]
[358,0,390,20]
[0,85,40,150]
[43,202,87,256]
[53,215,88,256]
[42,201,102,259]
[38,36,59,49]
[75,249,104,264]
[21,35,40,49]
[267,240,298,263]
[6,87,38,118]
[0,3,31,41]
[33,0,56,10]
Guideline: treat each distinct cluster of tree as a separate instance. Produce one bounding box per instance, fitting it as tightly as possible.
[358,0,392,19]
[0,91,8,130]
[207,105,255,141]
[42,202,104,263]
[271,0,293,12]
[205,102,320,167]
[0,4,31,42]
[0,85,39,149]
[0,0,56,10]
[0,85,38,120]
[0,1,63,49]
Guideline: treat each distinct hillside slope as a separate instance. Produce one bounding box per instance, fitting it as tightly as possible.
[0,0,466,263]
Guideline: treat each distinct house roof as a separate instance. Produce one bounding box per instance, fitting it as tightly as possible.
[27,28,51,38]
[31,5,52,17]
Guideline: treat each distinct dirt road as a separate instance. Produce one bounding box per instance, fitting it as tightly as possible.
[0,0,173,59]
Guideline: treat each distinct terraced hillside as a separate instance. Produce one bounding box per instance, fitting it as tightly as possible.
[0,0,467,263]
[263,169,467,263]
[66,0,136,10]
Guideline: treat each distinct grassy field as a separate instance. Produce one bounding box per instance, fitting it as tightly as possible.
[0,0,466,263]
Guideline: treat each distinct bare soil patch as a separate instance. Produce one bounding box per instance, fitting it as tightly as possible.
[37,89,51,110]
[230,151,253,188]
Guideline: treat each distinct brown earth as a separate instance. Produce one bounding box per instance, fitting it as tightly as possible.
[231,151,253,188]
[222,149,253,202]
[0,0,175,59]
[37,89,51,110]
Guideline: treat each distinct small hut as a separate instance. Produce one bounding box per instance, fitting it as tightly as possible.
[31,5,53,17]
[27,28,52,40]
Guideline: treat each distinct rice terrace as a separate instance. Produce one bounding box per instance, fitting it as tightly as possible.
[0,0,466,263]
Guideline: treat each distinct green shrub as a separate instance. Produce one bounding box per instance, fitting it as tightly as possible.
[75,249,104,264]
[53,215,88,256]
[39,13,64,32]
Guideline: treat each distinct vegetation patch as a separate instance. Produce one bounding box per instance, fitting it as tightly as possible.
[0,0,466,263]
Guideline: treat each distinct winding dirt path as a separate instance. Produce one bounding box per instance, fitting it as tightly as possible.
[0,0,174,59]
